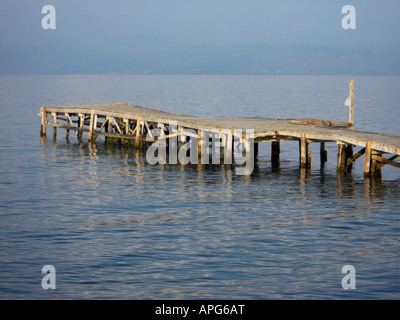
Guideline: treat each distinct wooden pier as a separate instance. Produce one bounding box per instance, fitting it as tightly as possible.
[39,81,400,178]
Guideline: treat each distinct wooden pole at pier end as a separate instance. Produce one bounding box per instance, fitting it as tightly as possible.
[40,106,47,137]
[349,79,355,125]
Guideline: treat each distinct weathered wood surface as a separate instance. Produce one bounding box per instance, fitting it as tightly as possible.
[41,102,400,156]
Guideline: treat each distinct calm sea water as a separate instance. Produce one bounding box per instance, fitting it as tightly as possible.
[0,75,399,299]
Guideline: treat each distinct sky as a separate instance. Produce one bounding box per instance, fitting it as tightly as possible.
[1,0,399,74]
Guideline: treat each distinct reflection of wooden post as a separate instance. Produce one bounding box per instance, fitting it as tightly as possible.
[349,79,355,125]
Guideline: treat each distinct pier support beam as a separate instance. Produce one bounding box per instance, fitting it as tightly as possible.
[254,142,259,159]
[370,150,382,177]
[345,144,354,171]
[320,142,327,162]
[134,117,141,148]
[337,144,346,171]
[106,116,113,144]
[123,118,129,146]
[77,113,84,141]
[271,141,280,165]
[52,112,57,139]
[364,140,372,178]
[300,133,309,168]
[40,107,47,137]
[338,143,354,172]
[88,110,95,142]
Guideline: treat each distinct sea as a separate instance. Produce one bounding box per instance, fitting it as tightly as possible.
[0,75,399,299]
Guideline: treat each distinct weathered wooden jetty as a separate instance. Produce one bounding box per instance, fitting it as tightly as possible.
[39,80,400,178]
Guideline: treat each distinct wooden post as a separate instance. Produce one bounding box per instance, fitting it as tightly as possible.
[106,116,113,144]
[370,150,382,176]
[52,112,57,139]
[124,118,129,146]
[178,126,184,157]
[345,144,353,171]
[40,107,47,137]
[271,141,280,165]
[88,110,94,142]
[364,140,372,178]
[349,79,355,125]
[337,144,347,171]
[93,114,98,141]
[254,142,259,159]
[320,142,327,162]
[300,133,308,168]
[158,122,166,164]
[77,113,84,141]
[135,117,141,148]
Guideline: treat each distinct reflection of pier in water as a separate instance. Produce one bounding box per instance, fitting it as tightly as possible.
[41,139,392,208]
[39,81,400,178]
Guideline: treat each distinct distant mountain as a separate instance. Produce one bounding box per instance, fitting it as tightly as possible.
[0,43,398,75]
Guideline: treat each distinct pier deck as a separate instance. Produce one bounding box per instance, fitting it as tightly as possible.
[39,102,400,178]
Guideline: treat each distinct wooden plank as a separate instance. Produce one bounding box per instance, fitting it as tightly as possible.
[346,147,365,166]
[112,117,122,134]
[330,120,353,127]
[372,155,400,169]
[376,155,399,170]
[65,112,73,125]
[144,121,153,139]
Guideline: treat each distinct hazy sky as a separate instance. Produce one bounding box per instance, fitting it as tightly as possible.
[1,0,399,74]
